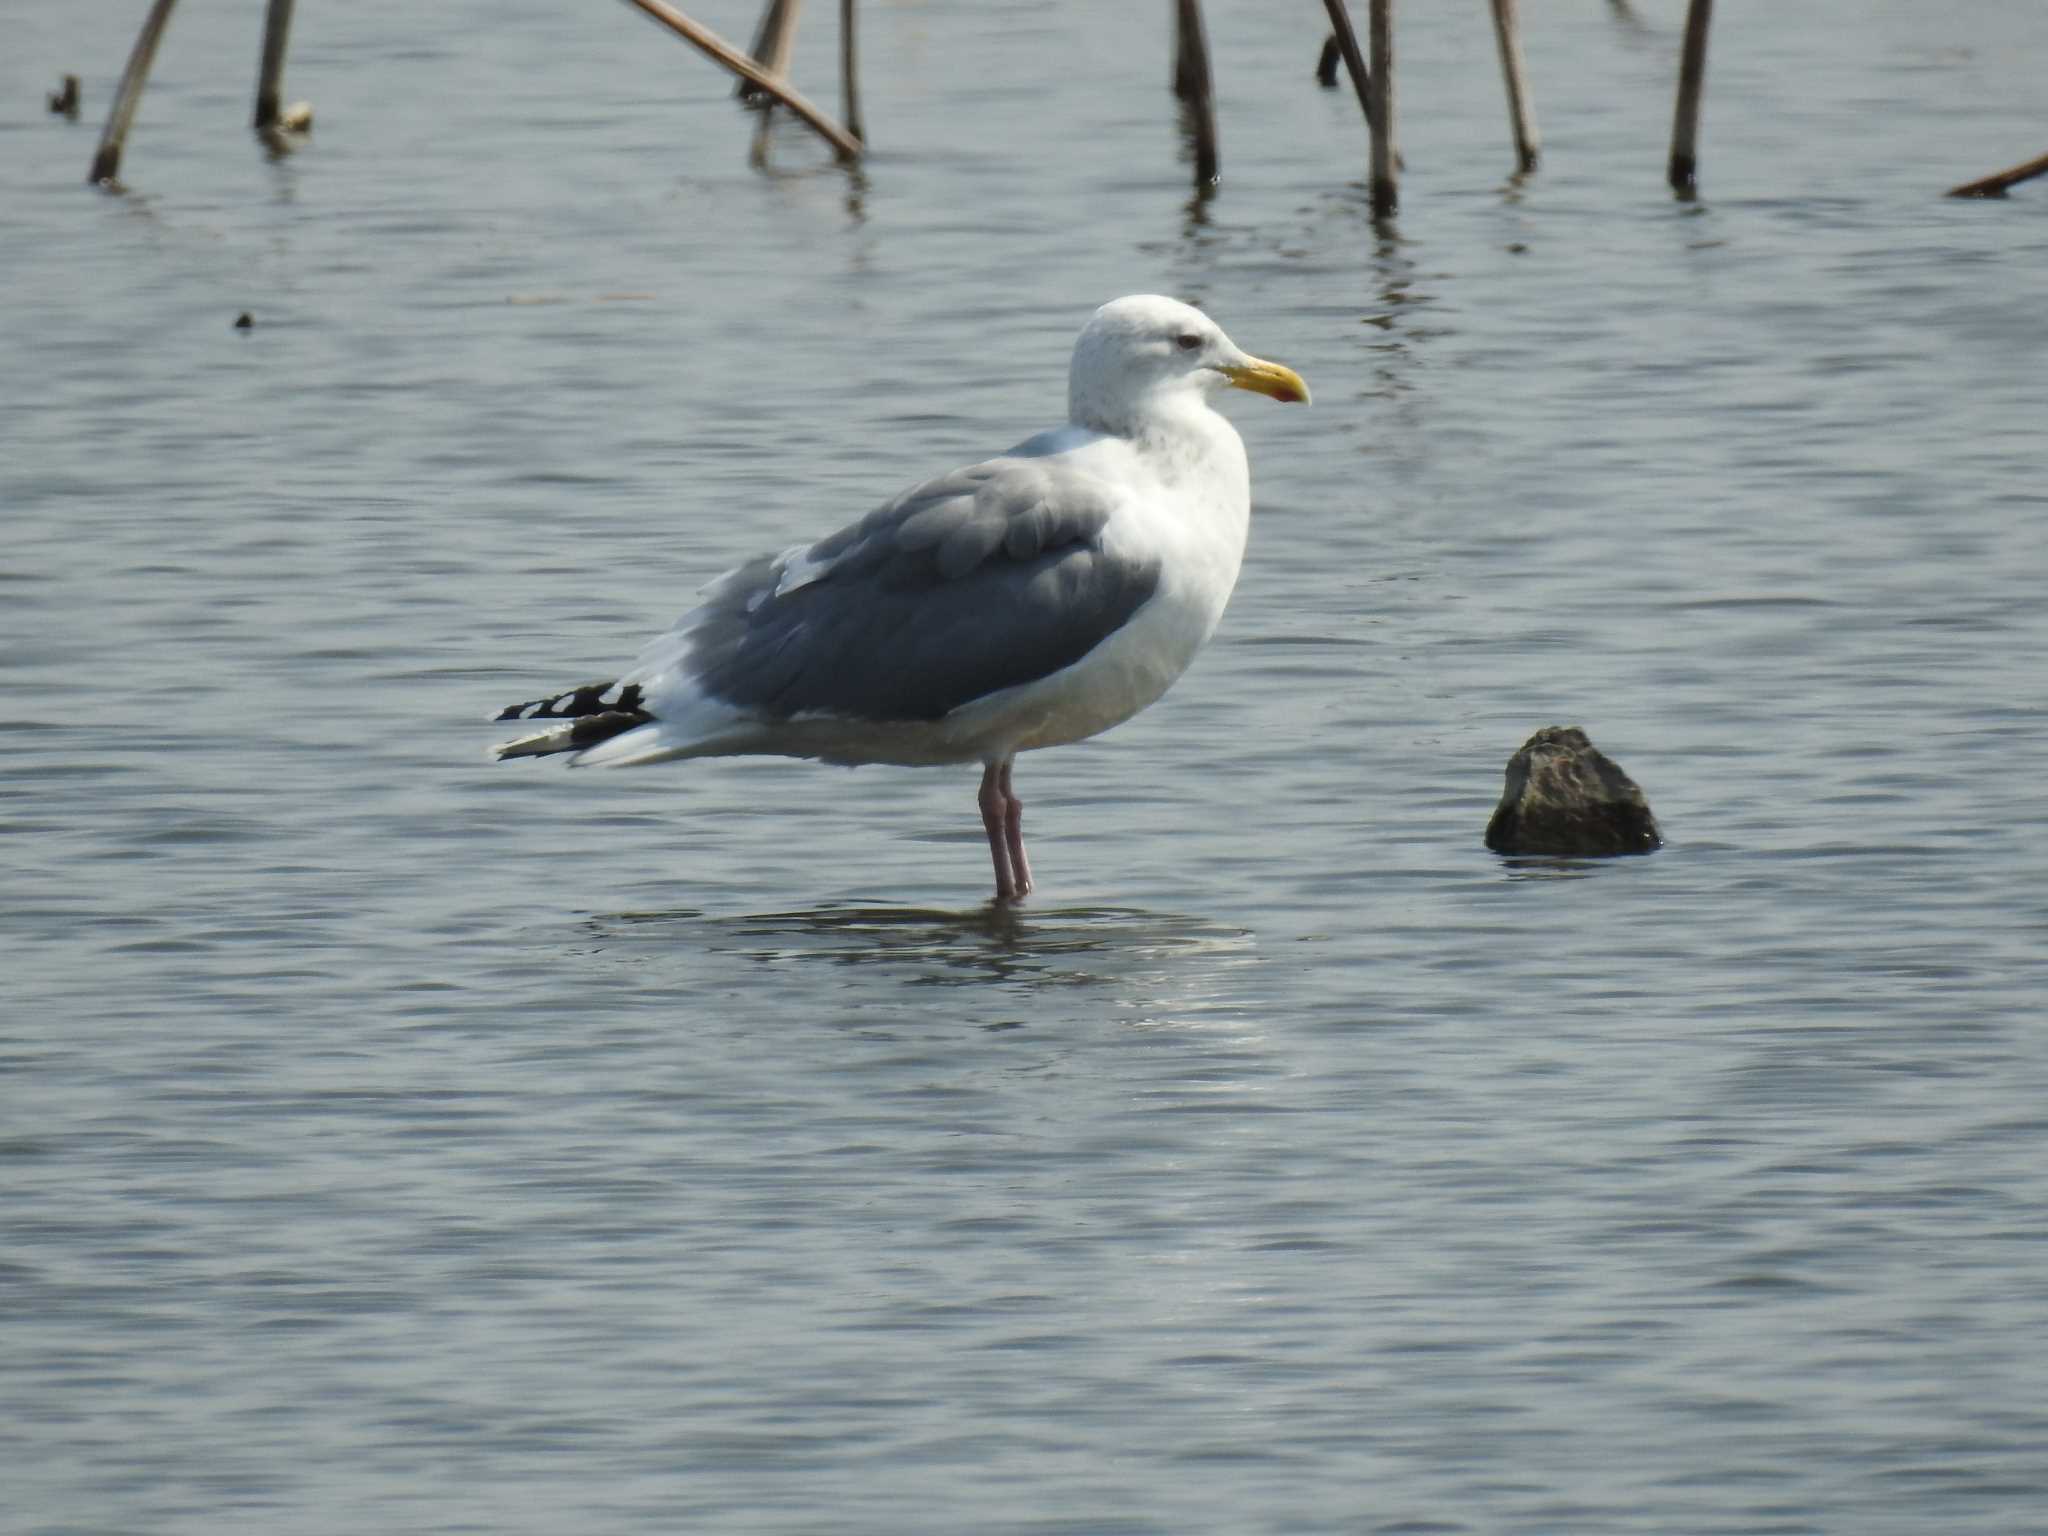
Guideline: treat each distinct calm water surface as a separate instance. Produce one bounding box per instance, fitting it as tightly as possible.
[5,2,2047,1531]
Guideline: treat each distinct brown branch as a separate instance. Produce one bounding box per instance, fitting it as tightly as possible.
[1667,0,1712,196]
[1319,2,1375,131]
[1489,0,1539,173]
[1367,0,1396,216]
[617,0,862,162]
[734,0,798,101]
[90,0,179,184]
[1947,150,2048,199]
[254,0,296,127]
[839,0,864,144]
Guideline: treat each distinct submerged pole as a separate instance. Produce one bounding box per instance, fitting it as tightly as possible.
[1172,0,1219,185]
[839,0,864,144]
[253,0,295,128]
[90,0,179,184]
[1667,0,1712,195]
[1367,0,1396,216]
[618,0,861,162]
[1489,0,1539,173]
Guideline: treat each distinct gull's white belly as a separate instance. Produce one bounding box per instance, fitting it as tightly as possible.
[952,578,1221,756]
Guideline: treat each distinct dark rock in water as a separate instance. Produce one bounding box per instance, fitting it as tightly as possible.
[1485,726,1661,857]
[233,312,254,330]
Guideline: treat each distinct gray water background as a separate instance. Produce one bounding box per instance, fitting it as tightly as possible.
[5,2,2048,1531]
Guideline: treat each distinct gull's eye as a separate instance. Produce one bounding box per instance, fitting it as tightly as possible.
[1175,332,1203,352]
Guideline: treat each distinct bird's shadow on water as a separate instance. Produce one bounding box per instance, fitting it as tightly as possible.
[576,901,1256,996]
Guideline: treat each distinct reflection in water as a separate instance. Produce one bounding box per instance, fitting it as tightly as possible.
[1172,100,1217,195]
[257,126,307,165]
[1495,853,1648,881]
[583,903,1256,996]
[744,138,868,196]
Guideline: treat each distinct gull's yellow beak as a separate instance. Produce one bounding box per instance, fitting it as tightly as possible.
[1220,355,1311,405]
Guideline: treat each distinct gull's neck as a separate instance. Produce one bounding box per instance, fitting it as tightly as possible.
[1123,390,1247,489]
[1076,384,1229,447]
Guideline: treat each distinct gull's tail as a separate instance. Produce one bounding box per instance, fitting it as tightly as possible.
[490,680,653,761]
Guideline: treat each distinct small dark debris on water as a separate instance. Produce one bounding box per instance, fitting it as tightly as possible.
[48,75,80,116]
[1485,725,1661,858]
[1507,242,1529,254]
[234,312,254,331]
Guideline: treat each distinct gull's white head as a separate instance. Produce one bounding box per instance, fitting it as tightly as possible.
[1068,294,1309,436]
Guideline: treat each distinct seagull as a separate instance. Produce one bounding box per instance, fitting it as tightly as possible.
[490,294,1308,901]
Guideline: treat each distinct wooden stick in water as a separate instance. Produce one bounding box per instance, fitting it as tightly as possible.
[89,0,178,184]
[1489,0,1539,173]
[735,0,796,101]
[1319,1,1375,141]
[617,0,862,162]
[746,0,803,162]
[1667,0,1712,195]
[1315,35,1340,89]
[1368,0,1397,216]
[1946,150,2048,199]
[1173,0,1219,185]
[736,0,772,99]
[253,0,295,128]
[839,0,864,145]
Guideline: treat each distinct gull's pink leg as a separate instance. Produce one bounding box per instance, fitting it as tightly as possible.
[999,760,1032,897]
[978,761,1020,901]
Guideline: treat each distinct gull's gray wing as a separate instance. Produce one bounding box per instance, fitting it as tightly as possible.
[629,454,1160,723]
